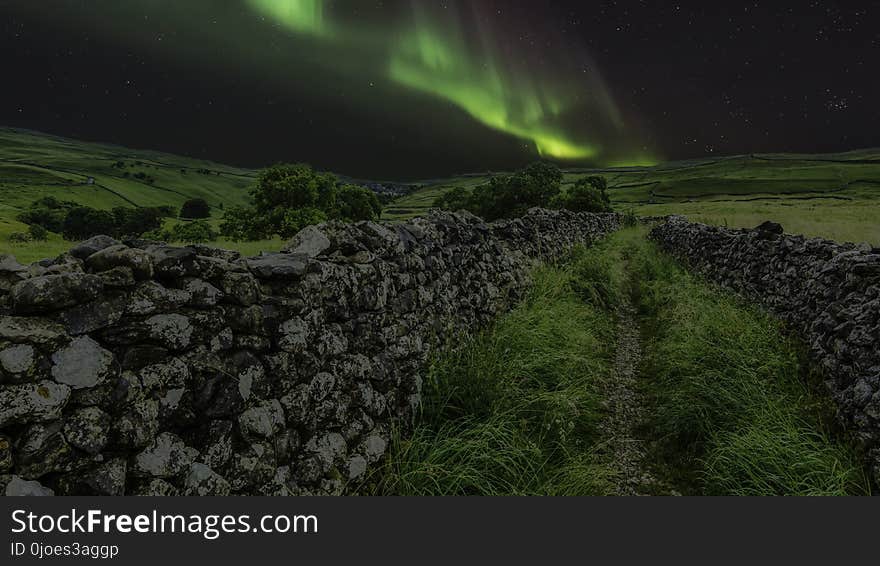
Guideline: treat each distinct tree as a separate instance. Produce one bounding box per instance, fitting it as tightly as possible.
[112,207,164,238]
[467,162,564,221]
[17,196,76,233]
[278,208,328,239]
[180,198,211,219]
[252,164,324,214]
[169,220,218,243]
[28,224,48,242]
[433,186,471,211]
[555,176,612,213]
[62,207,116,241]
[335,184,382,222]
[220,206,270,242]
[220,163,383,241]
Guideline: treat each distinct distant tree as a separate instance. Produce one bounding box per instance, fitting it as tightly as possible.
[169,220,218,243]
[433,186,471,211]
[8,232,30,244]
[334,184,382,221]
[220,206,270,242]
[112,207,164,238]
[28,224,48,242]
[554,176,612,213]
[278,208,328,239]
[180,198,211,219]
[17,196,77,233]
[467,161,564,221]
[63,207,115,241]
[220,163,382,241]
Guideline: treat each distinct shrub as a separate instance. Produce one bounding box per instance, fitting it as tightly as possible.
[278,207,328,239]
[180,198,211,219]
[8,232,30,244]
[554,176,612,213]
[335,184,381,222]
[17,196,76,233]
[220,206,270,242]
[169,220,218,243]
[112,207,164,238]
[62,207,116,241]
[220,163,383,241]
[433,186,470,211]
[27,224,48,241]
[432,162,566,221]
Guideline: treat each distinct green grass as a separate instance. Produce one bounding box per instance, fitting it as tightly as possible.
[364,245,620,495]
[0,127,259,261]
[630,230,870,495]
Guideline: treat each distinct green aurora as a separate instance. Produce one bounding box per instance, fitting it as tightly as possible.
[6,0,657,167]
[246,0,650,163]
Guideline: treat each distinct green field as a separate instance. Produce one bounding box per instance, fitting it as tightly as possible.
[385,151,880,245]
[1,127,879,264]
[0,128,277,262]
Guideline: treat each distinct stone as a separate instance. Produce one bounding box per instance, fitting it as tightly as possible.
[112,398,159,450]
[70,235,120,260]
[97,266,136,288]
[247,253,309,279]
[5,476,54,496]
[11,272,102,313]
[86,244,153,280]
[51,336,115,389]
[283,225,332,257]
[133,478,179,496]
[0,316,67,346]
[147,246,198,278]
[57,294,127,335]
[182,277,222,307]
[184,463,231,496]
[360,434,387,464]
[139,358,189,390]
[0,344,36,375]
[16,421,75,478]
[63,406,110,455]
[0,381,70,427]
[219,272,260,305]
[127,281,191,315]
[278,317,310,353]
[346,455,368,480]
[0,434,12,473]
[145,314,193,350]
[304,432,347,473]
[81,458,127,496]
[238,399,285,438]
[133,432,198,478]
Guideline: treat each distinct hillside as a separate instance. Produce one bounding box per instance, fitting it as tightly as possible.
[2,128,879,264]
[0,128,260,261]
[384,150,880,245]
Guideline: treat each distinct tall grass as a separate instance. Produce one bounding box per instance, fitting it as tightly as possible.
[367,246,619,495]
[631,231,870,495]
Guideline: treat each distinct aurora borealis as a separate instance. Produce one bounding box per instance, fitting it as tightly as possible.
[245,0,623,161]
[1,0,652,174]
[5,1,873,178]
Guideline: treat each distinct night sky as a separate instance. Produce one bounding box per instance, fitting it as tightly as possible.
[2,1,878,179]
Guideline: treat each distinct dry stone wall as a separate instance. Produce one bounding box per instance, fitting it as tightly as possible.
[0,209,621,496]
[651,217,880,481]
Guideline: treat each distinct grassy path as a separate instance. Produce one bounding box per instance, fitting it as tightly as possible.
[600,297,657,495]
[365,227,872,496]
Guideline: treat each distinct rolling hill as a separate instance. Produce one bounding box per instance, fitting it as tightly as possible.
[1,127,878,264]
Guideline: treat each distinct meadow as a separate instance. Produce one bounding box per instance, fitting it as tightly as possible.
[1,127,877,264]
